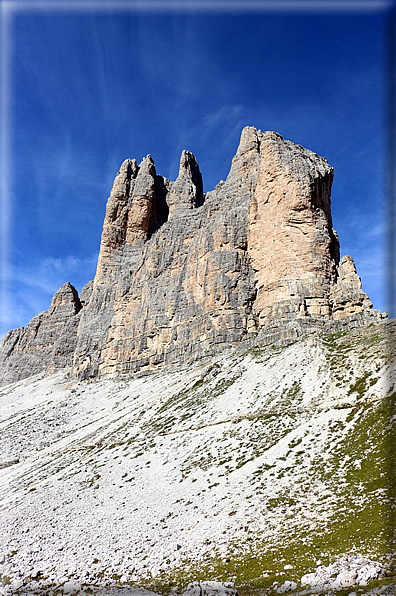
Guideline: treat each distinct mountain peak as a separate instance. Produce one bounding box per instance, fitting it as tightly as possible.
[0,128,387,385]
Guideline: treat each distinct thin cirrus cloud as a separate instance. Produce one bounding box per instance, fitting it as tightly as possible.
[6,254,98,297]
[0,254,98,336]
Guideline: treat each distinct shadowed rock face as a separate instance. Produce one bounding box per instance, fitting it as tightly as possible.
[72,136,255,379]
[168,150,204,217]
[0,127,385,385]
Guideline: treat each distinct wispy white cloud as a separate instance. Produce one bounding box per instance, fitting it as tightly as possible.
[10,254,97,289]
[0,2,12,343]
[0,253,98,337]
[201,105,241,130]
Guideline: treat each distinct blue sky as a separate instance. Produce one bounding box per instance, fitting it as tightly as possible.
[0,0,394,338]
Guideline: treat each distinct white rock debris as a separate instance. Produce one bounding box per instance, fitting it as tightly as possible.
[300,555,387,591]
[0,325,394,594]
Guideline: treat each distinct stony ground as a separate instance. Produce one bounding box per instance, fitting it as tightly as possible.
[0,322,395,595]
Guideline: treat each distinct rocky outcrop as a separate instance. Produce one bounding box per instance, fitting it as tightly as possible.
[0,282,82,385]
[72,127,383,380]
[300,555,387,591]
[0,127,386,385]
[330,255,374,319]
[79,279,94,307]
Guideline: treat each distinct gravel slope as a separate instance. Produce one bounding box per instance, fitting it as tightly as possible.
[0,322,395,595]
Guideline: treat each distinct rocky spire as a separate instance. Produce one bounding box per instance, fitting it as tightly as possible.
[217,125,262,202]
[168,150,204,217]
[125,155,157,244]
[329,255,374,319]
[95,155,158,285]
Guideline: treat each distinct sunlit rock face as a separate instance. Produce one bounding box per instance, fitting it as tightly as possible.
[0,127,385,385]
[247,128,339,325]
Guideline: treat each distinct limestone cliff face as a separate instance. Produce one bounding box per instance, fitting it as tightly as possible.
[71,127,382,380]
[248,129,339,325]
[0,127,385,385]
